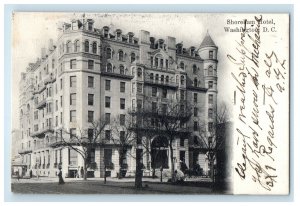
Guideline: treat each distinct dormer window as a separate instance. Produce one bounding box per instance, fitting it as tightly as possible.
[116,29,122,40]
[128,32,134,43]
[103,27,109,38]
[88,22,93,31]
[158,39,164,49]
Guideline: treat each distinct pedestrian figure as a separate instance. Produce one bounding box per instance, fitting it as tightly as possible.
[76,166,80,178]
[29,169,32,178]
[80,167,84,178]
[16,170,20,181]
[58,168,65,185]
[36,168,39,179]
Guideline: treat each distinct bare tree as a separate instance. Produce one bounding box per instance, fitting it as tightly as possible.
[110,114,135,179]
[55,118,107,180]
[196,102,231,180]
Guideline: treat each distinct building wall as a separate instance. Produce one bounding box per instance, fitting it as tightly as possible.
[18,17,218,178]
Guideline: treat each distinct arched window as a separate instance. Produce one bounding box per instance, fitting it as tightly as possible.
[194,78,198,87]
[193,65,197,74]
[118,50,124,61]
[107,63,112,73]
[180,75,185,85]
[106,48,112,59]
[92,42,97,54]
[208,66,213,76]
[120,65,125,75]
[137,68,142,77]
[150,73,154,81]
[155,74,159,82]
[180,62,185,69]
[166,76,169,83]
[66,41,72,53]
[131,53,136,63]
[84,40,89,52]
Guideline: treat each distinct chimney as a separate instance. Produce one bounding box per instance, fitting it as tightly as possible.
[48,39,54,51]
[41,48,46,60]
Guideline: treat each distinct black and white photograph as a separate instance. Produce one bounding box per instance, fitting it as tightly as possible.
[10,12,289,195]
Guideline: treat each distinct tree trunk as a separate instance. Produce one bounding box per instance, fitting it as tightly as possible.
[135,148,143,189]
[118,149,125,179]
[169,141,175,182]
[83,160,87,180]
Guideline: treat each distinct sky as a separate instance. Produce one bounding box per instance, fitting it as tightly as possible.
[11,12,232,130]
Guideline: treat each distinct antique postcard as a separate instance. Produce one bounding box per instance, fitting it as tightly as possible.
[10,12,289,195]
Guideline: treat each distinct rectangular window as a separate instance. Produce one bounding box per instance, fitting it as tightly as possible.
[120,131,125,142]
[70,128,76,139]
[120,114,125,126]
[70,93,76,105]
[209,94,213,104]
[166,59,168,68]
[60,96,63,107]
[137,99,142,110]
[70,110,76,122]
[55,116,58,126]
[60,112,63,124]
[105,130,111,140]
[88,94,94,106]
[60,78,63,90]
[88,129,94,139]
[137,83,143,94]
[104,149,112,165]
[120,98,125,109]
[180,90,185,100]
[194,93,198,103]
[155,58,158,67]
[70,59,76,69]
[208,81,213,89]
[208,122,213,132]
[88,111,94,123]
[180,138,185,147]
[208,109,213,119]
[209,51,213,59]
[162,88,167,98]
[105,96,111,108]
[69,149,78,166]
[105,113,110,124]
[194,107,198,117]
[152,102,157,112]
[152,87,157,97]
[151,56,153,67]
[55,100,58,111]
[194,121,198,131]
[52,59,55,69]
[88,60,94,70]
[105,79,111,91]
[120,82,125,93]
[88,76,94,88]
[48,103,53,113]
[34,111,38,120]
[70,76,76,87]
[162,104,167,114]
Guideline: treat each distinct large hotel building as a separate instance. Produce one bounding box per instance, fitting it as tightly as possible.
[17,17,218,178]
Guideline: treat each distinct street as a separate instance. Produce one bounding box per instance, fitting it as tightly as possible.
[11,177,214,194]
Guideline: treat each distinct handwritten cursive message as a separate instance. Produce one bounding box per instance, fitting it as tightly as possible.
[227,15,288,192]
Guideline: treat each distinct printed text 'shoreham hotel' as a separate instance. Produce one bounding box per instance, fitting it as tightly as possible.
[17,17,218,178]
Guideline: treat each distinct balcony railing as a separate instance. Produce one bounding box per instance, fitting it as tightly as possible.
[18,148,33,154]
[144,78,178,89]
[30,126,54,138]
[101,70,134,80]
[35,99,46,109]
